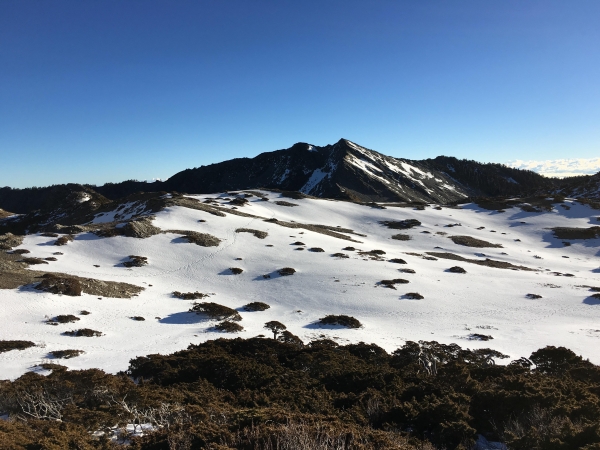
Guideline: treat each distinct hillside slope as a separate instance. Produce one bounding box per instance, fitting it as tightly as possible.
[1,191,599,380]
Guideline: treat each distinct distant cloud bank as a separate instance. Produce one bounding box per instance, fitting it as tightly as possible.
[506,158,600,178]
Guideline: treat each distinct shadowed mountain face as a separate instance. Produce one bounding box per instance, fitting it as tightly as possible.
[162,139,472,203]
[1,139,596,218]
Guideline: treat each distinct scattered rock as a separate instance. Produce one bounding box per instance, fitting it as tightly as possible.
[447,266,467,274]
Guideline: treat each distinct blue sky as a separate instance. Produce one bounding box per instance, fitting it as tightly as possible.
[1,1,599,188]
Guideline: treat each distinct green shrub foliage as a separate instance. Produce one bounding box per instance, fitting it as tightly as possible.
[0,340,599,449]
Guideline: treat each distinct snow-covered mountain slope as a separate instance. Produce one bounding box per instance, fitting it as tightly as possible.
[1,191,599,380]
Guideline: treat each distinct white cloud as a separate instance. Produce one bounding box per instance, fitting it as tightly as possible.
[506,158,600,178]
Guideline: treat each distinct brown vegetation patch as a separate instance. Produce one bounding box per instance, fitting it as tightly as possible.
[291,241,305,245]
[262,218,363,242]
[214,321,244,332]
[19,257,48,265]
[526,294,542,299]
[11,249,30,254]
[398,268,415,273]
[229,197,249,206]
[123,255,148,267]
[274,201,299,207]
[331,253,349,259]
[318,315,362,328]
[50,349,84,359]
[0,233,24,250]
[380,219,421,229]
[342,246,356,251]
[379,279,409,289]
[243,302,270,312]
[54,235,74,246]
[36,274,83,296]
[235,228,268,239]
[278,267,296,276]
[468,333,493,341]
[173,291,209,300]
[391,233,411,241]
[450,235,503,248]
[308,247,324,252]
[404,292,424,300]
[0,340,35,353]
[389,258,407,264]
[189,302,242,321]
[63,328,102,337]
[427,252,535,271]
[167,230,222,247]
[44,257,57,261]
[130,316,146,321]
[41,232,59,237]
[552,226,600,240]
[229,267,243,275]
[447,266,467,274]
[51,315,80,324]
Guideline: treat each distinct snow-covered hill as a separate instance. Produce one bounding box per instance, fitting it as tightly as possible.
[1,191,599,380]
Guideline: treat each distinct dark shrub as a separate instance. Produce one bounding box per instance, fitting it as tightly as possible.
[50,349,84,359]
[189,302,242,321]
[398,268,416,273]
[79,310,90,315]
[468,333,493,341]
[380,219,421,229]
[0,340,35,353]
[389,258,407,264]
[54,235,74,246]
[35,274,82,296]
[343,246,356,251]
[318,315,362,328]
[235,228,268,239]
[526,293,542,299]
[274,201,298,207]
[230,267,243,275]
[63,329,102,337]
[278,267,296,276]
[41,232,59,237]
[450,235,503,248]
[20,257,48,265]
[44,257,57,261]
[331,253,349,258]
[308,247,324,252]
[215,321,244,332]
[123,255,148,267]
[277,330,304,346]
[243,302,270,312]
[51,315,80,324]
[173,291,209,300]
[404,292,424,299]
[229,197,249,206]
[11,249,30,254]
[448,266,467,274]
[291,241,305,245]
[380,279,409,289]
[552,226,600,240]
[130,316,145,321]
[391,234,411,241]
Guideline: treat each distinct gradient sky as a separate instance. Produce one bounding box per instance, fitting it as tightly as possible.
[1,1,599,188]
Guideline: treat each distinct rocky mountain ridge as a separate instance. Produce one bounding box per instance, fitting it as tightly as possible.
[1,139,597,219]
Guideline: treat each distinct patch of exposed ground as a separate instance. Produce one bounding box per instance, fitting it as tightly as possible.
[426,252,536,271]
[263,218,363,242]
[450,236,503,248]
[0,209,15,219]
[235,228,268,239]
[0,233,23,250]
[552,227,600,240]
[380,219,421,229]
[165,230,221,247]
[0,250,143,297]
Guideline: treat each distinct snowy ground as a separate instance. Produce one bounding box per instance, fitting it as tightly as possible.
[1,192,599,379]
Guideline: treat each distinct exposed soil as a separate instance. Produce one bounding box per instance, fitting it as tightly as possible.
[166,230,222,247]
[552,227,600,240]
[235,228,268,239]
[426,252,536,271]
[450,235,503,248]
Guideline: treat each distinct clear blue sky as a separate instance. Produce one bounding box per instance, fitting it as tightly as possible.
[1,1,599,188]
